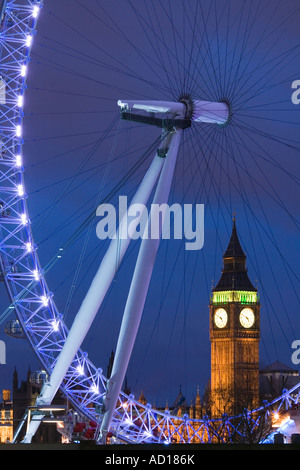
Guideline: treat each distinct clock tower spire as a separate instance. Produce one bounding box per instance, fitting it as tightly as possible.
[209,218,260,417]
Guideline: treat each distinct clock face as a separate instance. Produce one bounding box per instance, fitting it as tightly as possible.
[214,308,228,328]
[239,308,255,328]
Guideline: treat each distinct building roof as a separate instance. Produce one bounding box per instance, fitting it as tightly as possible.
[172,388,188,410]
[213,218,257,292]
[223,218,246,259]
[213,270,256,292]
[260,361,299,375]
[259,361,300,398]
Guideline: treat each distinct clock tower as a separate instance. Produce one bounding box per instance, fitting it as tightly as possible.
[209,218,260,417]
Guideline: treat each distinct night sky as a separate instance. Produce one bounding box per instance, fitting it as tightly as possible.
[0,0,299,408]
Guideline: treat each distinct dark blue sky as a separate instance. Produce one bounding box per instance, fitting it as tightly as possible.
[0,0,299,407]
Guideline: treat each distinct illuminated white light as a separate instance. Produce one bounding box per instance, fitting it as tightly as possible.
[16,155,22,167]
[21,65,27,77]
[17,95,23,107]
[16,125,22,137]
[41,295,49,306]
[52,319,59,331]
[26,35,33,48]
[32,5,40,18]
[90,384,99,394]
[76,365,84,375]
[17,184,24,196]
[33,269,40,281]
[124,418,133,426]
[21,213,27,225]
[26,242,32,252]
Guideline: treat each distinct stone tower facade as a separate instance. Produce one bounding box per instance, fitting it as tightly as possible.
[210,219,260,417]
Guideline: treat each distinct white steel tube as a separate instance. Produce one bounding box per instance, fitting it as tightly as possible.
[117,99,230,125]
[21,152,165,443]
[118,99,186,117]
[100,129,182,438]
[192,100,229,124]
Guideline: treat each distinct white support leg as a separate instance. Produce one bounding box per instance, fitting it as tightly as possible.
[100,129,182,438]
[21,151,165,443]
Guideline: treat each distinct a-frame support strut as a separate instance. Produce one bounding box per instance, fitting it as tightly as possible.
[100,129,182,440]
[20,137,167,442]
[20,98,229,443]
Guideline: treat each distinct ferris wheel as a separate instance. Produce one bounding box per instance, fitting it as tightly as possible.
[0,0,300,444]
